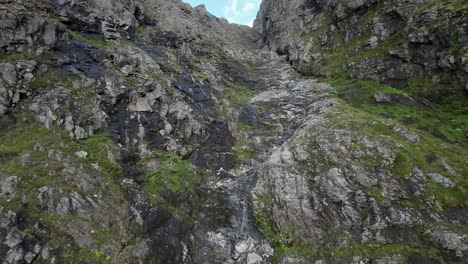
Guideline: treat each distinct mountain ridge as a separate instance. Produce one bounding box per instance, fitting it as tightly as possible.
[0,0,467,263]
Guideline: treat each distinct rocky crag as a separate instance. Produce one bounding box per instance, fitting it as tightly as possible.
[0,0,467,264]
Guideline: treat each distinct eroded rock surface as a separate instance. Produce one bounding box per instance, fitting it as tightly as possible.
[0,0,467,263]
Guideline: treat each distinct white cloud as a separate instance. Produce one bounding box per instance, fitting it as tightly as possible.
[222,0,260,25]
[223,0,239,16]
[247,20,254,27]
[243,2,256,12]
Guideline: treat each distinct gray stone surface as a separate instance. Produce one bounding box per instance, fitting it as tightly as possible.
[0,0,466,263]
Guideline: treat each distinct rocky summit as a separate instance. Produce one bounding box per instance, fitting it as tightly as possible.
[0,0,467,263]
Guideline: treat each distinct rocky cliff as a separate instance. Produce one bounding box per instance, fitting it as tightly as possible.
[254,0,468,98]
[0,0,467,264]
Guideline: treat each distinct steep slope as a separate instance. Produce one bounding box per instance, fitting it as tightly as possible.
[252,0,468,263]
[254,0,468,91]
[0,0,467,264]
[254,0,468,149]
[0,0,266,262]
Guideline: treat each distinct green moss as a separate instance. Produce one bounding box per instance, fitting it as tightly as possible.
[314,2,406,76]
[324,76,468,147]
[67,31,110,48]
[0,50,38,62]
[92,251,109,262]
[0,116,123,209]
[233,144,254,160]
[144,151,198,204]
[428,182,467,208]
[401,199,427,210]
[322,100,467,208]
[220,84,256,106]
[191,70,210,81]
[93,227,118,246]
[30,68,85,96]
[0,116,127,261]
[30,69,58,90]
[61,247,110,264]
[368,187,391,207]
[334,241,443,262]
[393,150,412,179]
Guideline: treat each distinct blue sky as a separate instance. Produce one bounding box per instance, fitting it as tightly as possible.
[182,0,261,27]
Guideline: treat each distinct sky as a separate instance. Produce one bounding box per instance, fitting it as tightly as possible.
[182,0,262,27]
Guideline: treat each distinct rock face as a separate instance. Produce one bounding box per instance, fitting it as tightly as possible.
[0,0,467,264]
[254,0,468,97]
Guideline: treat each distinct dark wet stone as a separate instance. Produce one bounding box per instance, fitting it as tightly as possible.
[174,79,211,102]
[408,254,439,264]
[143,207,172,234]
[445,207,468,223]
[239,104,260,127]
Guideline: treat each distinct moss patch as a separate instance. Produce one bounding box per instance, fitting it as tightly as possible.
[325,77,468,148]
[0,116,126,261]
[67,31,110,48]
[0,50,38,62]
[220,84,256,106]
[143,151,199,204]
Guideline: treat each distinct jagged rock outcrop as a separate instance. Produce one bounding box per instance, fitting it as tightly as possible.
[250,0,468,263]
[0,0,264,262]
[254,0,468,97]
[0,0,467,263]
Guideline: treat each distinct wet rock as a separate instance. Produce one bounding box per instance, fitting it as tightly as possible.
[74,126,88,140]
[374,92,392,103]
[4,227,25,248]
[128,83,165,112]
[246,252,263,264]
[427,173,455,188]
[426,229,468,257]
[322,168,351,203]
[254,0,467,97]
[368,36,379,47]
[391,126,420,143]
[36,186,55,213]
[0,176,19,200]
[0,63,17,85]
[0,9,60,50]
[74,151,88,158]
[389,46,411,62]
[438,158,456,176]
[20,153,32,166]
[0,0,466,263]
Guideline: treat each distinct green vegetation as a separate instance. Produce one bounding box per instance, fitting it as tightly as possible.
[0,49,38,62]
[0,117,122,199]
[29,69,59,90]
[67,31,110,48]
[93,227,119,246]
[327,101,468,208]
[325,76,468,148]
[334,241,442,262]
[191,70,210,81]
[30,68,79,91]
[393,150,412,179]
[0,117,125,261]
[255,203,443,263]
[220,84,256,106]
[144,151,198,204]
[67,30,139,50]
[92,251,109,262]
[140,151,230,223]
[368,187,391,207]
[29,68,98,109]
[428,182,467,208]
[275,241,443,262]
[233,143,254,160]
[59,248,110,264]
